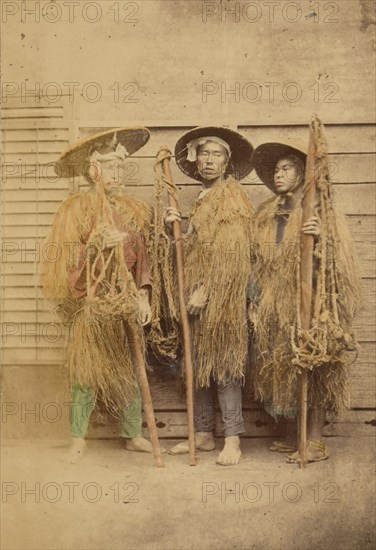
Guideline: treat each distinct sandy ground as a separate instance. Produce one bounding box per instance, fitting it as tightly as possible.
[1,436,375,550]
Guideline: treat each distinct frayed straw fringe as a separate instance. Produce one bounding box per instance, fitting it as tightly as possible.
[184,178,254,387]
[252,169,362,415]
[40,190,152,413]
[147,156,180,364]
[40,191,152,300]
[67,305,140,414]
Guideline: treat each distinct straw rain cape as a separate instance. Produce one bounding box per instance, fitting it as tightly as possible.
[41,190,153,413]
[184,177,253,388]
[252,181,362,416]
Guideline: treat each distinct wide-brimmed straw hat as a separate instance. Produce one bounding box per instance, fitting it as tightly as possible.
[174,126,254,182]
[252,142,307,192]
[54,126,150,177]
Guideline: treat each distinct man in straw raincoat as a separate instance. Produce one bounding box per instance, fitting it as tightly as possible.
[249,134,362,462]
[166,126,254,465]
[41,127,164,462]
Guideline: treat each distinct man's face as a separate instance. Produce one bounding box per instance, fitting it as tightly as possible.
[98,159,125,196]
[274,158,300,194]
[196,141,229,181]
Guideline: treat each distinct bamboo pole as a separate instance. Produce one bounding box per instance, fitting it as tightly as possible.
[158,147,197,466]
[298,117,318,468]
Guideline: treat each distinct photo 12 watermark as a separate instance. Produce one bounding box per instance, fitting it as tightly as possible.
[201,80,340,104]
[0,236,340,270]
[2,81,141,104]
[202,480,340,503]
[1,159,142,185]
[1,1,140,24]
[201,1,340,24]
[1,481,140,503]
[1,398,141,425]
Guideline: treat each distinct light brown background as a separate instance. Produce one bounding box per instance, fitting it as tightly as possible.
[1,0,375,438]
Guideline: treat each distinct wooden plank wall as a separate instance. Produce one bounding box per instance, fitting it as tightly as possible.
[1,99,375,439]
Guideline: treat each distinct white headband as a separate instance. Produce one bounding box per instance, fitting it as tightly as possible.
[90,142,129,163]
[186,136,231,162]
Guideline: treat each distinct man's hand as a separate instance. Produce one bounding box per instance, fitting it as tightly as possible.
[187,286,207,316]
[139,288,152,326]
[302,216,321,237]
[158,144,171,154]
[165,206,182,228]
[102,227,128,248]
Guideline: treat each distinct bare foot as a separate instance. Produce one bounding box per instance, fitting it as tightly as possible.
[216,436,242,466]
[65,437,87,464]
[124,437,166,454]
[169,432,215,454]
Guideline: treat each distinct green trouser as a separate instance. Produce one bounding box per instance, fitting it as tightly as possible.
[70,383,142,439]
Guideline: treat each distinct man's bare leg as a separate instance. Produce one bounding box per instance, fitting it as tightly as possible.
[216,435,242,466]
[216,379,244,465]
[308,407,326,441]
[287,407,329,463]
[270,420,297,452]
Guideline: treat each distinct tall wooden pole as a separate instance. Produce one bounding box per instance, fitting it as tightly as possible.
[158,148,197,466]
[127,324,165,468]
[298,118,318,468]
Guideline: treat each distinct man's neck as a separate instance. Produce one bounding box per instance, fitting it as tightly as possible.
[202,175,225,189]
[279,185,303,208]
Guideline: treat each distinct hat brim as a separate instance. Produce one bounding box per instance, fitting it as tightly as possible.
[174,126,254,182]
[54,126,150,177]
[252,142,307,192]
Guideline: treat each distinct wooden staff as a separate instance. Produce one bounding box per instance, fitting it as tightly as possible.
[94,162,165,468]
[126,324,165,468]
[298,117,318,468]
[159,147,197,466]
